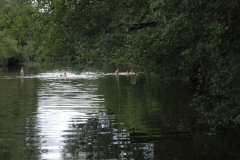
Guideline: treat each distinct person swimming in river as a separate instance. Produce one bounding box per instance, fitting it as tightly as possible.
[130,70,135,75]
[115,69,119,75]
[20,67,24,76]
[60,72,67,77]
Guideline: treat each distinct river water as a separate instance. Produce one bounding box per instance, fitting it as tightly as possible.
[0,62,239,160]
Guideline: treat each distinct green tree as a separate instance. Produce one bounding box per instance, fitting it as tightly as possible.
[0,0,35,65]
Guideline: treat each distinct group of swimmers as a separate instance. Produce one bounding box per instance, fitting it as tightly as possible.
[20,67,67,77]
[115,69,135,75]
[20,67,134,77]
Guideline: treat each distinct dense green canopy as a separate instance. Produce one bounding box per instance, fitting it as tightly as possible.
[0,0,35,65]
[1,0,240,133]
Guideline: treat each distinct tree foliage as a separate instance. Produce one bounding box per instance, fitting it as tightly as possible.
[0,0,36,65]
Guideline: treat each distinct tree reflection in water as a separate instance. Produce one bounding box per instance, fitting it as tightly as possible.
[63,117,154,160]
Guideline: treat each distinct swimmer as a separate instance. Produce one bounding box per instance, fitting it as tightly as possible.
[60,72,67,77]
[130,70,135,75]
[20,67,24,76]
[115,69,119,75]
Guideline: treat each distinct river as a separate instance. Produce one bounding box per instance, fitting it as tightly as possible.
[0,62,239,160]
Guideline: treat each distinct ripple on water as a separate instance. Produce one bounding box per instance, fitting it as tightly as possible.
[35,75,110,159]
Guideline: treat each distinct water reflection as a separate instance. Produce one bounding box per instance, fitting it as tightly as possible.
[1,63,240,160]
[37,73,106,159]
[34,71,154,160]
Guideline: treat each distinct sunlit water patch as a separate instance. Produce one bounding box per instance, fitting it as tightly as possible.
[35,76,106,159]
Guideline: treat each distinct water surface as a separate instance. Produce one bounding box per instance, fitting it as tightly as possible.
[0,62,239,160]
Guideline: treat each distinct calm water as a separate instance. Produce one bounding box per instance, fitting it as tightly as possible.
[0,62,239,160]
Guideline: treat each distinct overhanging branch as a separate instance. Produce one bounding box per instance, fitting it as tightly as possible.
[129,22,157,31]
